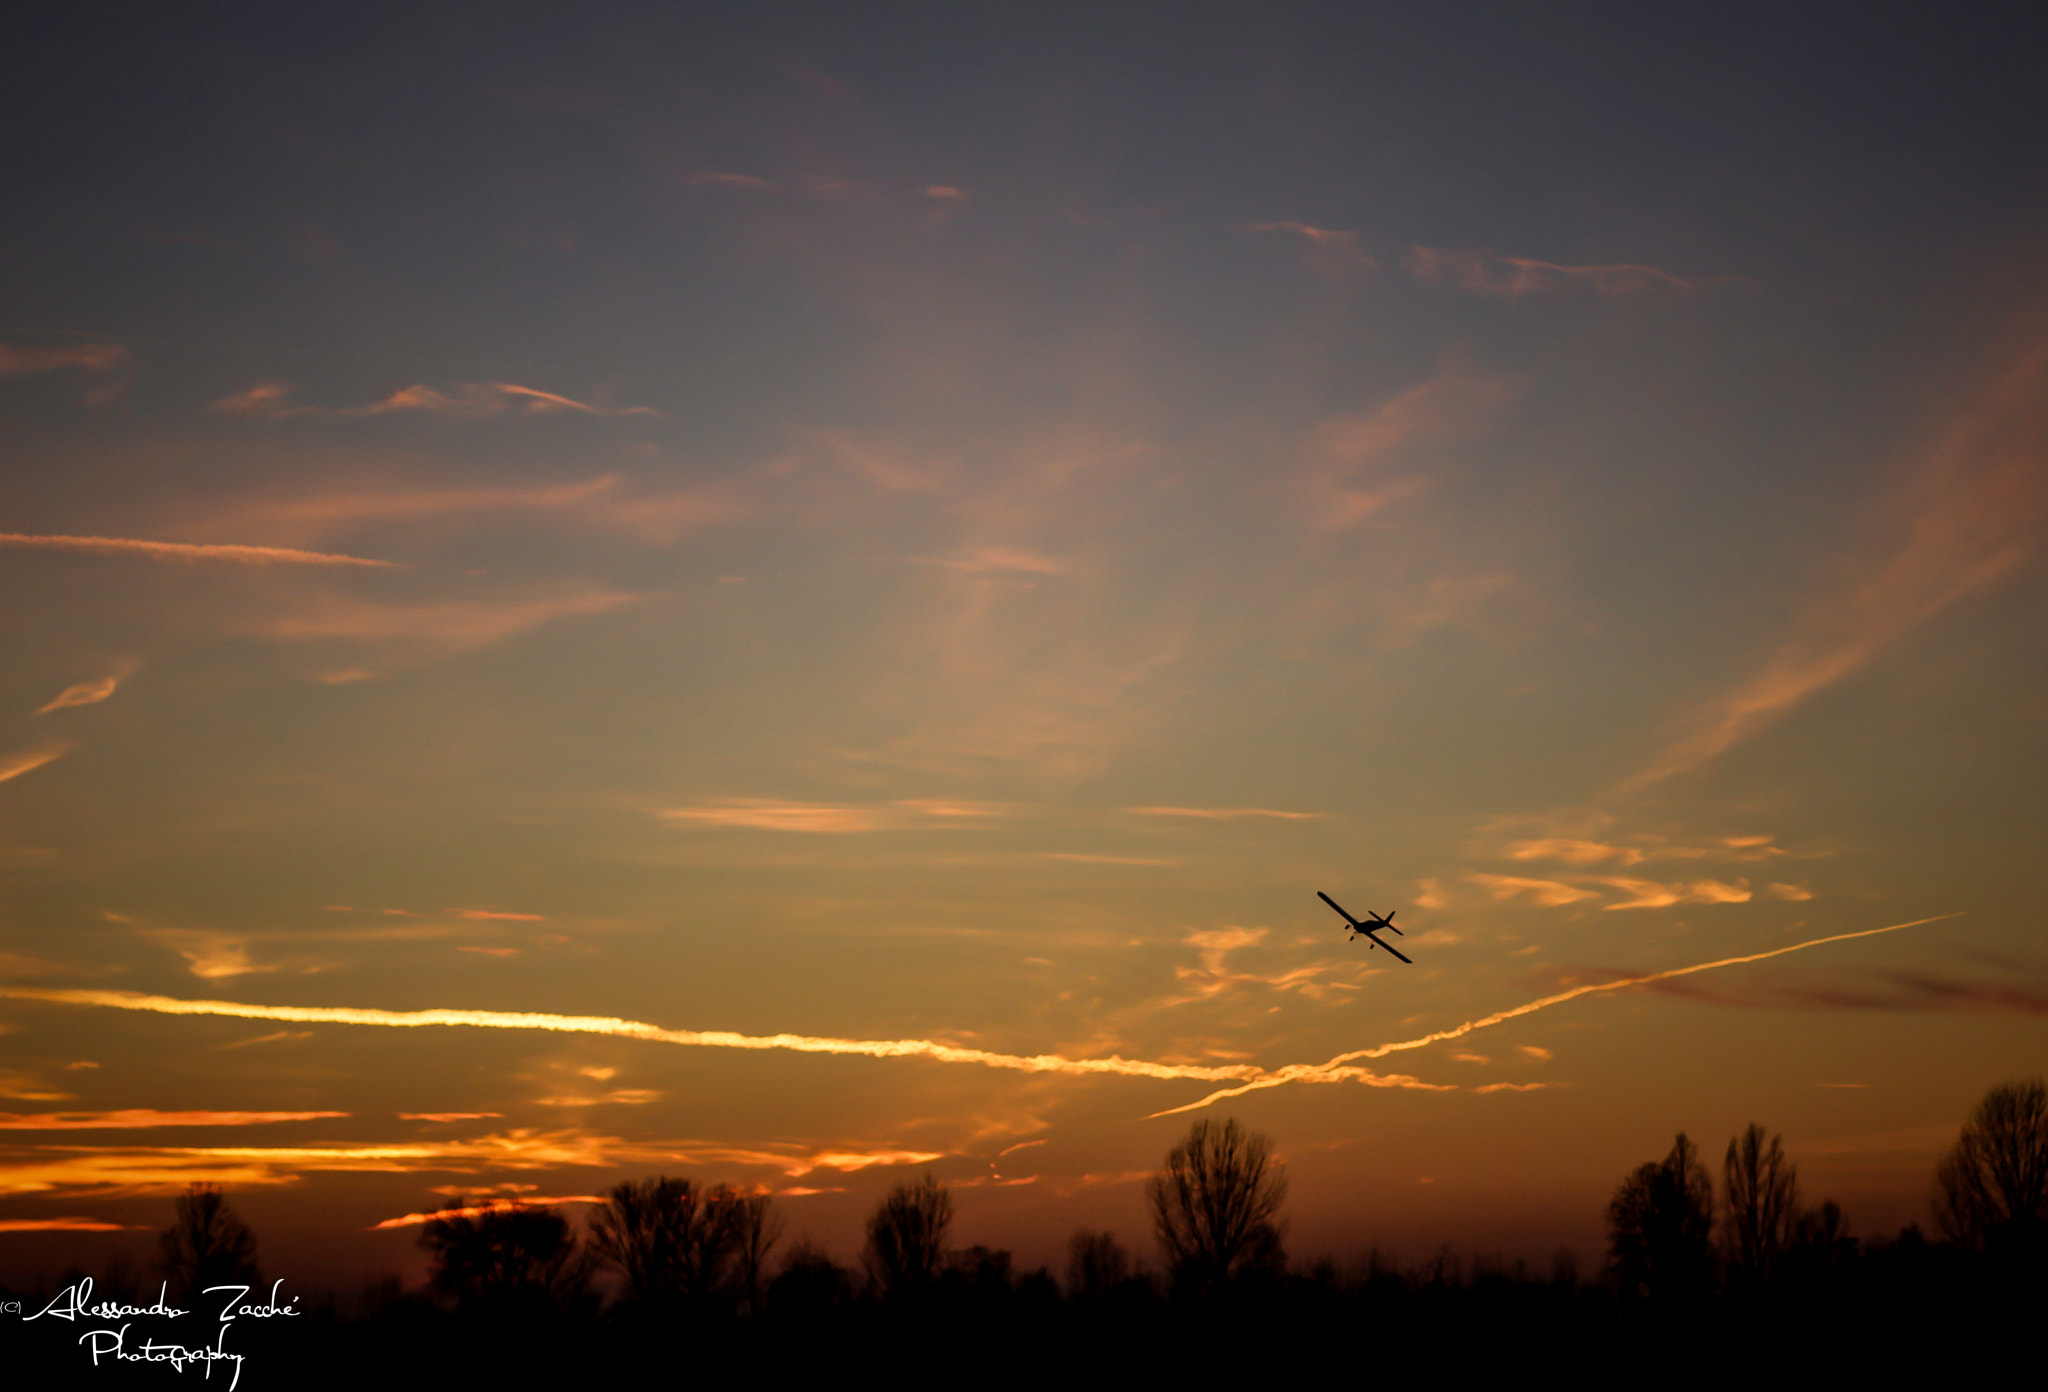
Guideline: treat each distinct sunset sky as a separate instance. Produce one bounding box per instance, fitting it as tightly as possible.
[3,4,2045,1287]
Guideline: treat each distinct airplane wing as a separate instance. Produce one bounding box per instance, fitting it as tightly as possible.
[1360,931,1413,965]
[1316,890,1363,926]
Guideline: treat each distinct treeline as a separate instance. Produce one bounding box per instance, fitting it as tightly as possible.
[9,1080,2043,1384]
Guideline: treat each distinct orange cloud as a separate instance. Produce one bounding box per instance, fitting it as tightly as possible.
[0,1110,347,1130]
[1503,837,1642,866]
[0,343,129,377]
[655,799,1002,834]
[455,909,545,922]
[0,1217,138,1232]
[1595,876,1752,910]
[1620,327,2048,792]
[370,1196,608,1229]
[399,1113,503,1122]
[0,1129,622,1196]
[0,738,76,785]
[1465,873,1600,907]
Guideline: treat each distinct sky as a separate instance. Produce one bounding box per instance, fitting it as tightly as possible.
[2,2,2045,1288]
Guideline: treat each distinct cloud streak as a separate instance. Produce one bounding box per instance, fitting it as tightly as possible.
[0,1110,347,1130]
[34,660,139,715]
[0,533,398,568]
[0,343,129,377]
[1404,247,1740,298]
[212,381,660,420]
[0,739,77,785]
[1620,327,2048,792]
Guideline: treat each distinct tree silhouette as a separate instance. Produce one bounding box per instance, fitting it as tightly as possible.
[1146,1117,1287,1296]
[1066,1229,1131,1302]
[587,1177,692,1308]
[730,1192,784,1317]
[1722,1123,1800,1287]
[1934,1077,2048,1259]
[1606,1132,1715,1301]
[769,1236,852,1320]
[863,1172,952,1299]
[587,1177,771,1313]
[419,1201,586,1313]
[157,1184,260,1306]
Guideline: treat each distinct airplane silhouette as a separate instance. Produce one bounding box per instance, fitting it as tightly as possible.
[1317,891,1412,963]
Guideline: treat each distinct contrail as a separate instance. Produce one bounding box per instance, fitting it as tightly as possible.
[0,987,1438,1089]
[1146,913,1959,1116]
[0,914,1951,1106]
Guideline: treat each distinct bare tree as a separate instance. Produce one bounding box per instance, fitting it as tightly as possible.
[419,1202,586,1312]
[1066,1229,1131,1302]
[1722,1123,1800,1286]
[1147,1117,1287,1296]
[1606,1132,1715,1301]
[158,1185,260,1305]
[588,1177,754,1310]
[1934,1077,2048,1257]
[863,1173,952,1298]
[729,1192,784,1316]
[588,1177,691,1308]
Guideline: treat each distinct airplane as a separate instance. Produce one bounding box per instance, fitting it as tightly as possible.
[1317,891,1412,963]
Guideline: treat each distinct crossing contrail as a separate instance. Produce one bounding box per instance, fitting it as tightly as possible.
[1145,912,1959,1116]
[0,913,1951,1108]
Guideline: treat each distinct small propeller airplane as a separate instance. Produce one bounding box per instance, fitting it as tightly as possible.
[1317,891,1412,963]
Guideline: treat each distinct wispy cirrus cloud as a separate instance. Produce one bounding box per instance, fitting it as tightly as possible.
[253,587,641,670]
[687,171,774,191]
[189,474,737,548]
[1304,366,1520,529]
[0,533,399,568]
[1404,246,1744,298]
[0,738,77,785]
[1637,965,2048,1017]
[1620,326,2048,792]
[1247,221,1376,273]
[211,381,660,420]
[34,659,140,715]
[0,342,129,377]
